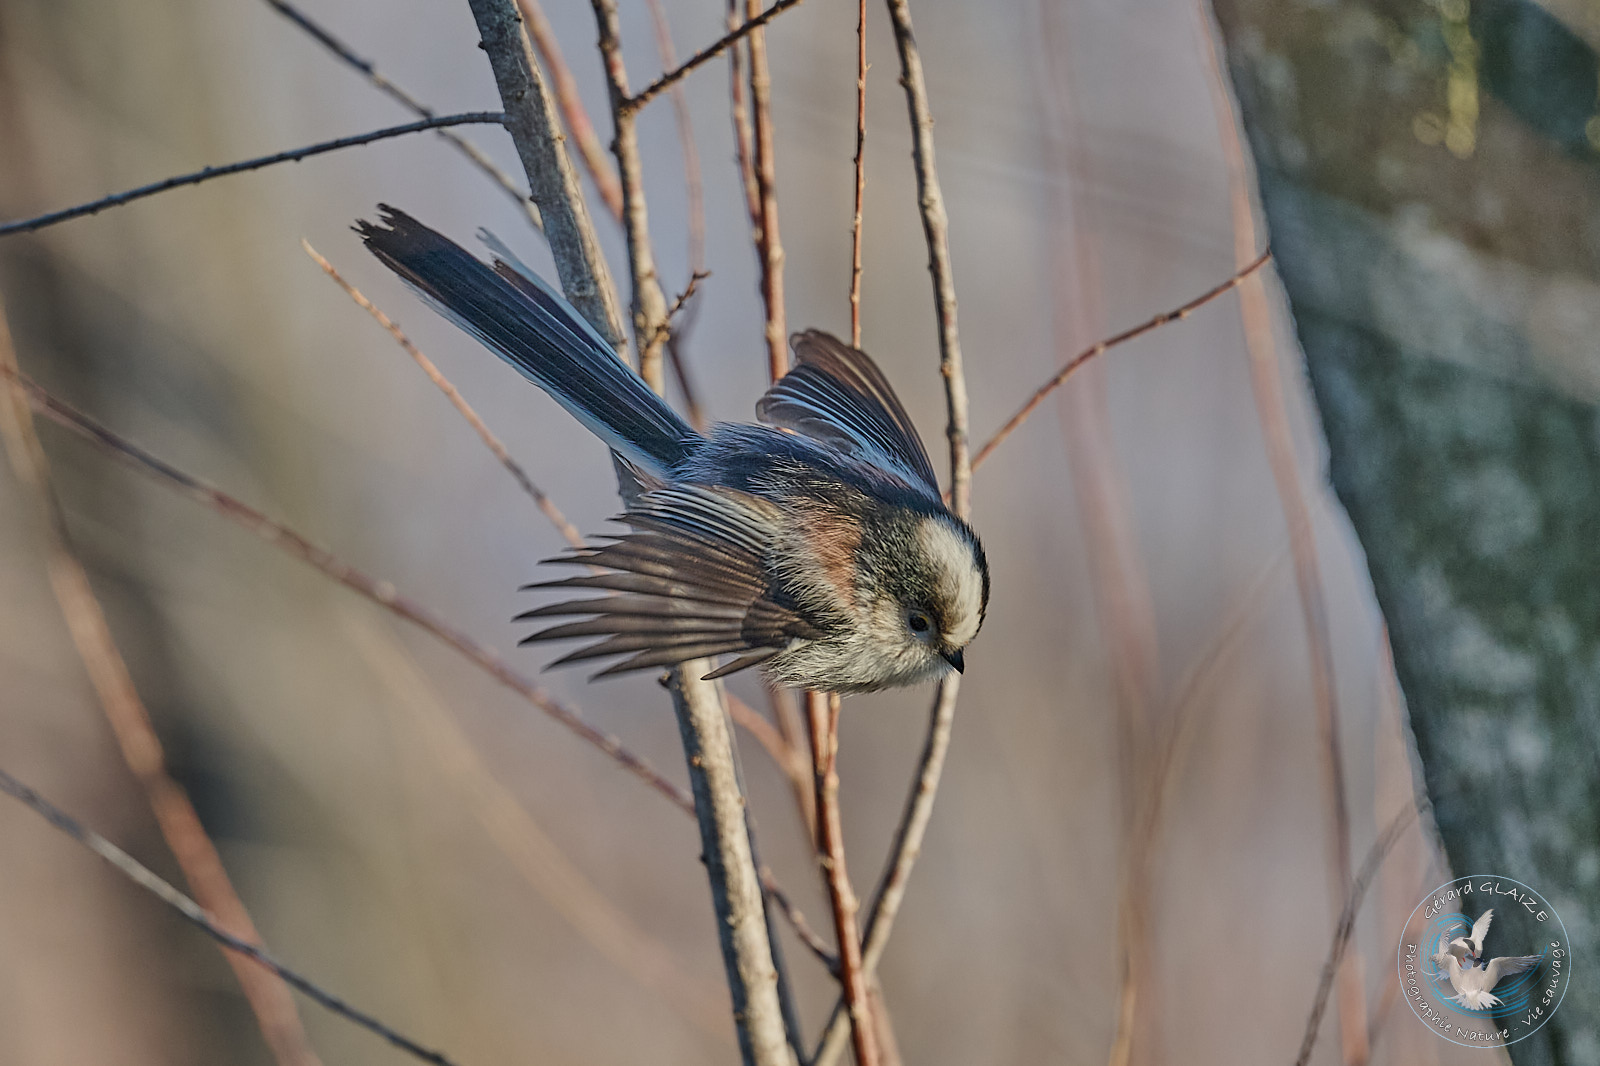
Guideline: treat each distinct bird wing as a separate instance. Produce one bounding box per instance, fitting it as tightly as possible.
[1470,910,1495,955]
[756,331,941,500]
[518,485,824,679]
[1483,955,1541,987]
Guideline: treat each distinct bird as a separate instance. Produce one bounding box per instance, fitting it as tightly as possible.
[1431,909,1542,1010]
[1443,908,1496,968]
[357,206,988,694]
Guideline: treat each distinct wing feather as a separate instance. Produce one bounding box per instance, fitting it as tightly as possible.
[756,330,941,497]
[519,486,822,679]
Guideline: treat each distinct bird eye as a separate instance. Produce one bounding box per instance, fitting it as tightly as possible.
[907,610,932,635]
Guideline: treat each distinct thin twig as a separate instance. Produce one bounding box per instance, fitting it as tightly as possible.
[644,0,709,429]
[646,270,712,353]
[591,0,672,387]
[849,0,867,347]
[514,0,625,221]
[301,240,585,549]
[259,0,541,229]
[812,677,959,1066]
[626,0,810,113]
[0,766,458,1066]
[761,867,840,973]
[766,686,816,839]
[745,0,788,382]
[886,0,968,516]
[1295,808,1418,1066]
[726,8,762,230]
[1,365,693,814]
[1195,12,1362,1061]
[970,249,1273,473]
[807,692,878,1066]
[0,113,504,238]
[466,0,627,349]
[0,309,322,1066]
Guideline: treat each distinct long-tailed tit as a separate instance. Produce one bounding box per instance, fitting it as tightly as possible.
[358,207,987,693]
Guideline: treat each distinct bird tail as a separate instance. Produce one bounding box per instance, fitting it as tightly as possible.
[356,206,699,476]
[1453,990,1501,1010]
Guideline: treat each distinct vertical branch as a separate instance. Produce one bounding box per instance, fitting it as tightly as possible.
[586,4,797,1061]
[745,0,788,381]
[465,0,628,351]
[726,7,762,229]
[1194,9,1364,1062]
[849,0,867,347]
[806,692,879,1066]
[643,0,710,429]
[0,307,323,1066]
[591,0,671,387]
[885,0,968,516]
[513,0,625,221]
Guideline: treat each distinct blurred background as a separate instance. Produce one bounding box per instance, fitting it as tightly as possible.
[0,0,1589,1063]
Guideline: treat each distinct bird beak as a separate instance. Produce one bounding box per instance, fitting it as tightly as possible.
[941,648,965,674]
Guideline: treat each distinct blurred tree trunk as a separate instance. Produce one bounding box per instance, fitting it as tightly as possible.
[1208,1,1600,1062]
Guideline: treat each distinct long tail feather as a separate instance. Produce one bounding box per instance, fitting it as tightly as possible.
[356,206,699,476]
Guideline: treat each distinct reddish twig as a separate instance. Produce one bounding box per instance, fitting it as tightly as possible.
[807,692,878,1066]
[726,5,762,228]
[813,677,958,1065]
[0,314,323,1066]
[514,0,625,222]
[626,0,810,113]
[970,249,1273,473]
[0,113,504,238]
[0,766,457,1066]
[849,0,867,346]
[301,240,586,549]
[2,366,694,815]
[259,0,540,229]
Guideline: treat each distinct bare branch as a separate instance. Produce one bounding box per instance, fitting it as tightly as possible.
[591,0,672,385]
[760,868,839,973]
[970,249,1273,473]
[1,365,694,814]
[806,692,878,1066]
[1295,808,1418,1066]
[644,0,710,429]
[0,765,458,1066]
[744,0,788,382]
[513,0,625,221]
[588,0,798,1055]
[0,308,322,1066]
[886,0,968,517]
[850,0,867,347]
[466,0,627,349]
[301,240,585,549]
[812,677,958,1066]
[0,113,504,238]
[625,0,809,114]
[259,0,540,228]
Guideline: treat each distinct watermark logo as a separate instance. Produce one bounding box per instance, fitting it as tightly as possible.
[1398,875,1570,1048]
